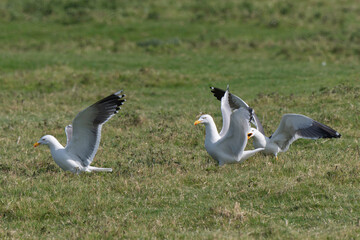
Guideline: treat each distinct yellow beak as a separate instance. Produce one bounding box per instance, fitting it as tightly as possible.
[33,142,40,147]
[194,120,202,126]
[247,133,253,140]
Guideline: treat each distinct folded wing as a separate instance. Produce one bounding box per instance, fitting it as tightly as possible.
[217,107,252,160]
[65,91,125,167]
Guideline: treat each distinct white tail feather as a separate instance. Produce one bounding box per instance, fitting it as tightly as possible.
[87,166,113,172]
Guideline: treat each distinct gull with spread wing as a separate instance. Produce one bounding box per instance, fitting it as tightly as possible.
[34,91,126,173]
[210,87,341,159]
[195,87,264,166]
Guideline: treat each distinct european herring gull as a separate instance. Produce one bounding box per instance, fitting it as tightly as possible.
[195,88,264,166]
[210,86,341,159]
[34,91,126,173]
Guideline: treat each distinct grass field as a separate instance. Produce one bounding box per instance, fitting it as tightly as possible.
[0,0,360,238]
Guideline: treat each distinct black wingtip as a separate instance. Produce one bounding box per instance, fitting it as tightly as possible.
[210,86,226,101]
[314,121,341,139]
[300,121,342,139]
[247,107,254,123]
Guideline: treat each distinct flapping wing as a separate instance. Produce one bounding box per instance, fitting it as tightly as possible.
[217,107,252,160]
[270,114,341,152]
[65,124,73,146]
[65,91,126,167]
[219,86,232,137]
[210,86,265,135]
[252,113,265,136]
[211,86,249,109]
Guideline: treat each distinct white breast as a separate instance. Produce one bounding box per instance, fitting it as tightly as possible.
[51,149,83,172]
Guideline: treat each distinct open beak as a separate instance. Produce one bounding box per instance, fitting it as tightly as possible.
[247,133,253,140]
[33,142,40,147]
[194,120,202,126]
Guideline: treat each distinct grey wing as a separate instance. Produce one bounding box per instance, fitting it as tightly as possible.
[65,91,126,167]
[210,86,249,109]
[252,113,265,136]
[219,86,232,137]
[210,86,265,135]
[217,107,252,159]
[270,114,341,152]
[65,124,73,147]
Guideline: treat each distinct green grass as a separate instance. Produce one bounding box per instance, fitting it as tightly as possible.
[0,0,360,238]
